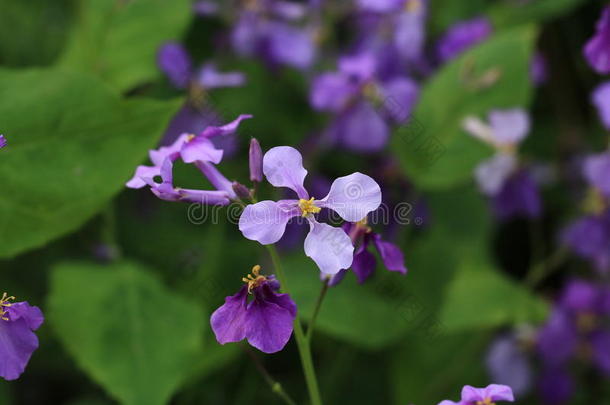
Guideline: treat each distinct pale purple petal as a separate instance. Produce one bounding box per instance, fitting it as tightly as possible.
[210,287,249,345]
[395,4,427,63]
[379,77,419,122]
[181,136,224,164]
[304,220,354,275]
[239,200,300,244]
[200,114,253,138]
[334,102,390,152]
[195,161,237,198]
[176,189,231,205]
[149,133,190,166]
[319,172,382,222]
[266,23,315,70]
[126,165,161,189]
[485,335,532,397]
[245,298,295,353]
[310,72,357,112]
[436,401,461,405]
[437,17,492,62]
[195,63,246,89]
[584,152,610,196]
[357,0,404,13]
[475,153,517,196]
[157,42,192,89]
[271,1,308,20]
[263,146,309,199]
[461,384,514,402]
[338,52,377,81]
[584,7,610,74]
[372,234,407,274]
[592,82,610,130]
[488,109,530,146]
[193,1,219,16]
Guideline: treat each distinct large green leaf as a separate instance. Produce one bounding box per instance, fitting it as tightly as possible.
[392,25,536,190]
[48,261,205,405]
[0,69,179,258]
[58,0,191,92]
[439,255,549,332]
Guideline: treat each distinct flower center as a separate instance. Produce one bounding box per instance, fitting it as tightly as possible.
[298,197,321,217]
[405,0,421,12]
[355,217,372,233]
[242,265,267,294]
[0,292,15,321]
[583,188,606,215]
[476,399,495,405]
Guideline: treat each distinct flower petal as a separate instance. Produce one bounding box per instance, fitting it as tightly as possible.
[474,153,517,196]
[584,152,610,197]
[176,189,231,205]
[200,114,253,138]
[334,102,390,153]
[210,286,249,345]
[484,384,515,401]
[245,298,294,353]
[0,317,39,380]
[6,302,44,331]
[181,136,224,164]
[372,234,407,274]
[488,109,530,147]
[195,63,246,89]
[149,133,190,167]
[304,220,354,275]
[352,245,376,283]
[239,200,300,244]
[263,146,309,199]
[310,72,356,112]
[126,165,161,189]
[319,172,382,222]
[157,42,192,89]
[195,161,237,198]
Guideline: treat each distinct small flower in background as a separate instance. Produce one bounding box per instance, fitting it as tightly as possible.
[592,81,610,130]
[310,51,419,152]
[239,146,382,275]
[438,384,514,405]
[436,17,492,63]
[0,135,6,149]
[328,218,407,286]
[126,115,252,204]
[584,6,610,74]
[0,293,44,381]
[535,279,610,404]
[561,152,610,273]
[210,265,296,353]
[158,42,246,91]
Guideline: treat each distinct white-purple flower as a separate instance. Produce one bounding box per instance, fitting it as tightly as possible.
[0,293,44,381]
[438,384,514,405]
[436,17,492,63]
[210,265,296,354]
[584,6,610,74]
[126,115,252,204]
[239,146,382,275]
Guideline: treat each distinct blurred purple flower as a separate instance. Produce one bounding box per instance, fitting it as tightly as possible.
[592,81,610,130]
[436,17,492,63]
[492,170,542,221]
[584,6,610,74]
[0,294,44,381]
[0,135,6,149]
[126,115,252,204]
[438,384,514,405]
[328,219,406,286]
[531,52,548,86]
[486,333,533,397]
[239,146,382,274]
[584,152,610,197]
[249,138,263,182]
[562,212,610,273]
[157,42,246,90]
[210,265,296,353]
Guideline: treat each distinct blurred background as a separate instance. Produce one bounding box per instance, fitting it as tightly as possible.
[1,0,609,404]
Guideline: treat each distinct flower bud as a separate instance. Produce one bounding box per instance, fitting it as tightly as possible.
[232,182,252,200]
[249,138,263,182]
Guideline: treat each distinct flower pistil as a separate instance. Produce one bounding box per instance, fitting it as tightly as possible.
[0,292,15,321]
[298,197,321,217]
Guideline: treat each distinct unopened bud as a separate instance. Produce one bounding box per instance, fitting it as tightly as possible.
[249,138,263,182]
[232,182,252,200]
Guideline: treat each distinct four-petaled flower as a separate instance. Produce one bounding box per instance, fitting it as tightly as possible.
[438,384,514,405]
[239,146,382,275]
[210,265,297,353]
[0,293,44,381]
[126,115,252,204]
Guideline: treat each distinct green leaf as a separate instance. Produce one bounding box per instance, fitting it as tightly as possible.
[48,261,205,405]
[58,0,191,92]
[439,255,549,332]
[0,69,179,258]
[489,0,587,28]
[392,25,537,190]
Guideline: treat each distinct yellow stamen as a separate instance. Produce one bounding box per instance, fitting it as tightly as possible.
[405,0,421,12]
[476,399,495,405]
[298,197,321,217]
[186,134,196,142]
[0,292,15,321]
[355,217,372,233]
[242,265,267,294]
[582,188,607,215]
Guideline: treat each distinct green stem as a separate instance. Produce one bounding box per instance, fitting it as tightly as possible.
[265,245,323,405]
[525,248,569,288]
[306,280,329,342]
[241,344,298,405]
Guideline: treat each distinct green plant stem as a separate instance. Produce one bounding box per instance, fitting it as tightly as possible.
[265,245,323,405]
[306,280,329,342]
[241,344,298,405]
[525,248,569,288]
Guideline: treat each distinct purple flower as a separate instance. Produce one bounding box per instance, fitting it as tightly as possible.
[464,109,530,150]
[535,279,610,402]
[530,52,548,86]
[438,384,514,405]
[0,293,44,381]
[492,170,542,221]
[329,219,406,285]
[157,42,246,90]
[127,115,252,204]
[584,152,610,197]
[239,146,382,274]
[436,17,492,63]
[592,82,610,130]
[486,333,533,397]
[561,213,610,272]
[0,135,6,149]
[584,6,610,74]
[210,265,296,353]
